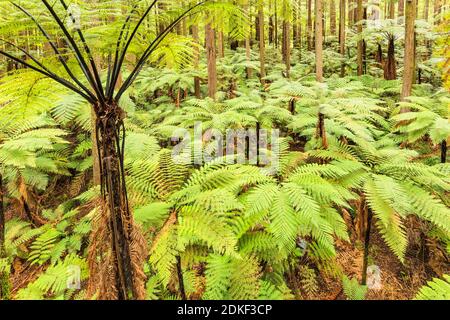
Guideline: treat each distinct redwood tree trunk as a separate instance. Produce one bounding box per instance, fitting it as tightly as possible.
[389,0,396,19]
[245,3,253,79]
[339,0,346,77]
[307,0,313,50]
[424,0,430,20]
[206,23,217,99]
[259,7,266,85]
[401,0,416,100]
[218,31,225,59]
[384,36,397,80]
[330,0,337,36]
[398,0,405,17]
[192,25,201,98]
[356,0,364,76]
[315,0,324,82]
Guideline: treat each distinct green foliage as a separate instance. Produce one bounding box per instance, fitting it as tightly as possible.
[0,0,448,302]
[342,276,368,301]
[415,275,450,300]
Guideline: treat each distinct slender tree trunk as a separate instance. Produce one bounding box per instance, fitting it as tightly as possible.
[348,0,354,28]
[340,0,346,77]
[218,31,225,59]
[256,12,261,41]
[269,18,275,45]
[192,25,201,98]
[285,21,291,77]
[206,23,217,99]
[389,0,396,19]
[330,0,337,36]
[434,0,441,25]
[401,0,417,101]
[259,7,266,85]
[275,0,279,48]
[424,0,430,20]
[245,3,253,79]
[384,36,397,80]
[360,199,373,286]
[398,0,405,17]
[356,0,364,76]
[307,0,313,50]
[316,0,324,82]
[282,0,291,76]
[91,108,101,185]
[297,0,303,50]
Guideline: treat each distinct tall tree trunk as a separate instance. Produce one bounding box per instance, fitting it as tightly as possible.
[285,21,291,77]
[398,0,405,17]
[259,7,267,85]
[330,0,337,36]
[157,2,167,34]
[206,23,217,99]
[340,0,346,77]
[269,4,275,45]
[282,0,291,76]
[389,0,396,19]
[316,0,324,82]
[356,0,364,75]
[275,0,279,48]
[348,0,354,27]
[192,25,201,98]
[245,2,253,79]
[218,31,225,59]
[307,0,313,50]
[424,0,430,20]
[256,13,261,42]
[297,0,303,50]
[401,0,417,100]
[384,36,397,80]
[433,0,441,25]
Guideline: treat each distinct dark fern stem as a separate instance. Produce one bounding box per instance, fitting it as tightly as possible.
[361,209,373,286]
[441,140,447,164]
[176,255,187,300]
[0,173,10,300]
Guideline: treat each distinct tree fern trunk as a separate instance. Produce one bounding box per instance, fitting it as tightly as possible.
[441,140,447,164]
[362,207,373,286]
[0,173,10,300]
[96,102,136,300]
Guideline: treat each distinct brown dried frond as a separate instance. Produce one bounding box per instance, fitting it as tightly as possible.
[86,199,148,300]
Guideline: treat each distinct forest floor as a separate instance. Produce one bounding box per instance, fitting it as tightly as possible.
[308,220,450,300]
[5,135,449,301]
